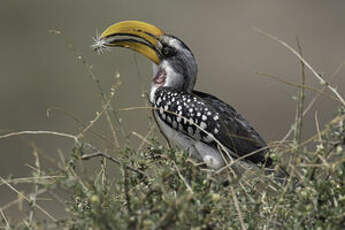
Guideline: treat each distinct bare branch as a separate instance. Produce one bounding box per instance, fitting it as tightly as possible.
[254,27,345,106]
[81,151,148,178]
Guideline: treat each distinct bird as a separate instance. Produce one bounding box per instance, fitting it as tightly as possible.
[93,20,287,181]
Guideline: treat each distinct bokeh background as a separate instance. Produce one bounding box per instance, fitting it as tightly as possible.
[1,0,345,220]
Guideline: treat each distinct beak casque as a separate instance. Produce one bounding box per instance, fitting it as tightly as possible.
[97,20,164,64]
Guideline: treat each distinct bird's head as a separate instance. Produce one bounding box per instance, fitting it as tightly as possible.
[93,20,197,95]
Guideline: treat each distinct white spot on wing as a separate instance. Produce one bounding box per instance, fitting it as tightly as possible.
[189,118,194,125]
[202,115,207,121]
[200,122,207,130]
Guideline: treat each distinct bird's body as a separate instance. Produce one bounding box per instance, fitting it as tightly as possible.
[94,20,286,179]
[152,87,227,169]
[151,86,271,170]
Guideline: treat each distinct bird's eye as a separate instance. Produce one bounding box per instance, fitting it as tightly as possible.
[162,46,174,57]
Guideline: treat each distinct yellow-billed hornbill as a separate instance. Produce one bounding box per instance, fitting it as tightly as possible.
[93,20,286,179]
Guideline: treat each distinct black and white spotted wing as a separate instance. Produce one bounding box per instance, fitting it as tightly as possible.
[193,90,272,167]
[153,87,221,144]
[153,87,272,166]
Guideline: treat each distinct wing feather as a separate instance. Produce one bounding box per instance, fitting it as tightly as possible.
[153,87,272,166]
[193,90,272,166]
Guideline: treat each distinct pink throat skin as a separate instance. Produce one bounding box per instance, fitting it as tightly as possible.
[153,69,166,87]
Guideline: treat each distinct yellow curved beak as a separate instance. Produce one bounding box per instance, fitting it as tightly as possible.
[96,20,164,64]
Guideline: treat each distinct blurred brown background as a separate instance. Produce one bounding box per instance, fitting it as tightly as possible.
[1,0,345,220]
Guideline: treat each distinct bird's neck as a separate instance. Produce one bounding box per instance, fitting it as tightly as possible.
[150,62,196,104]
